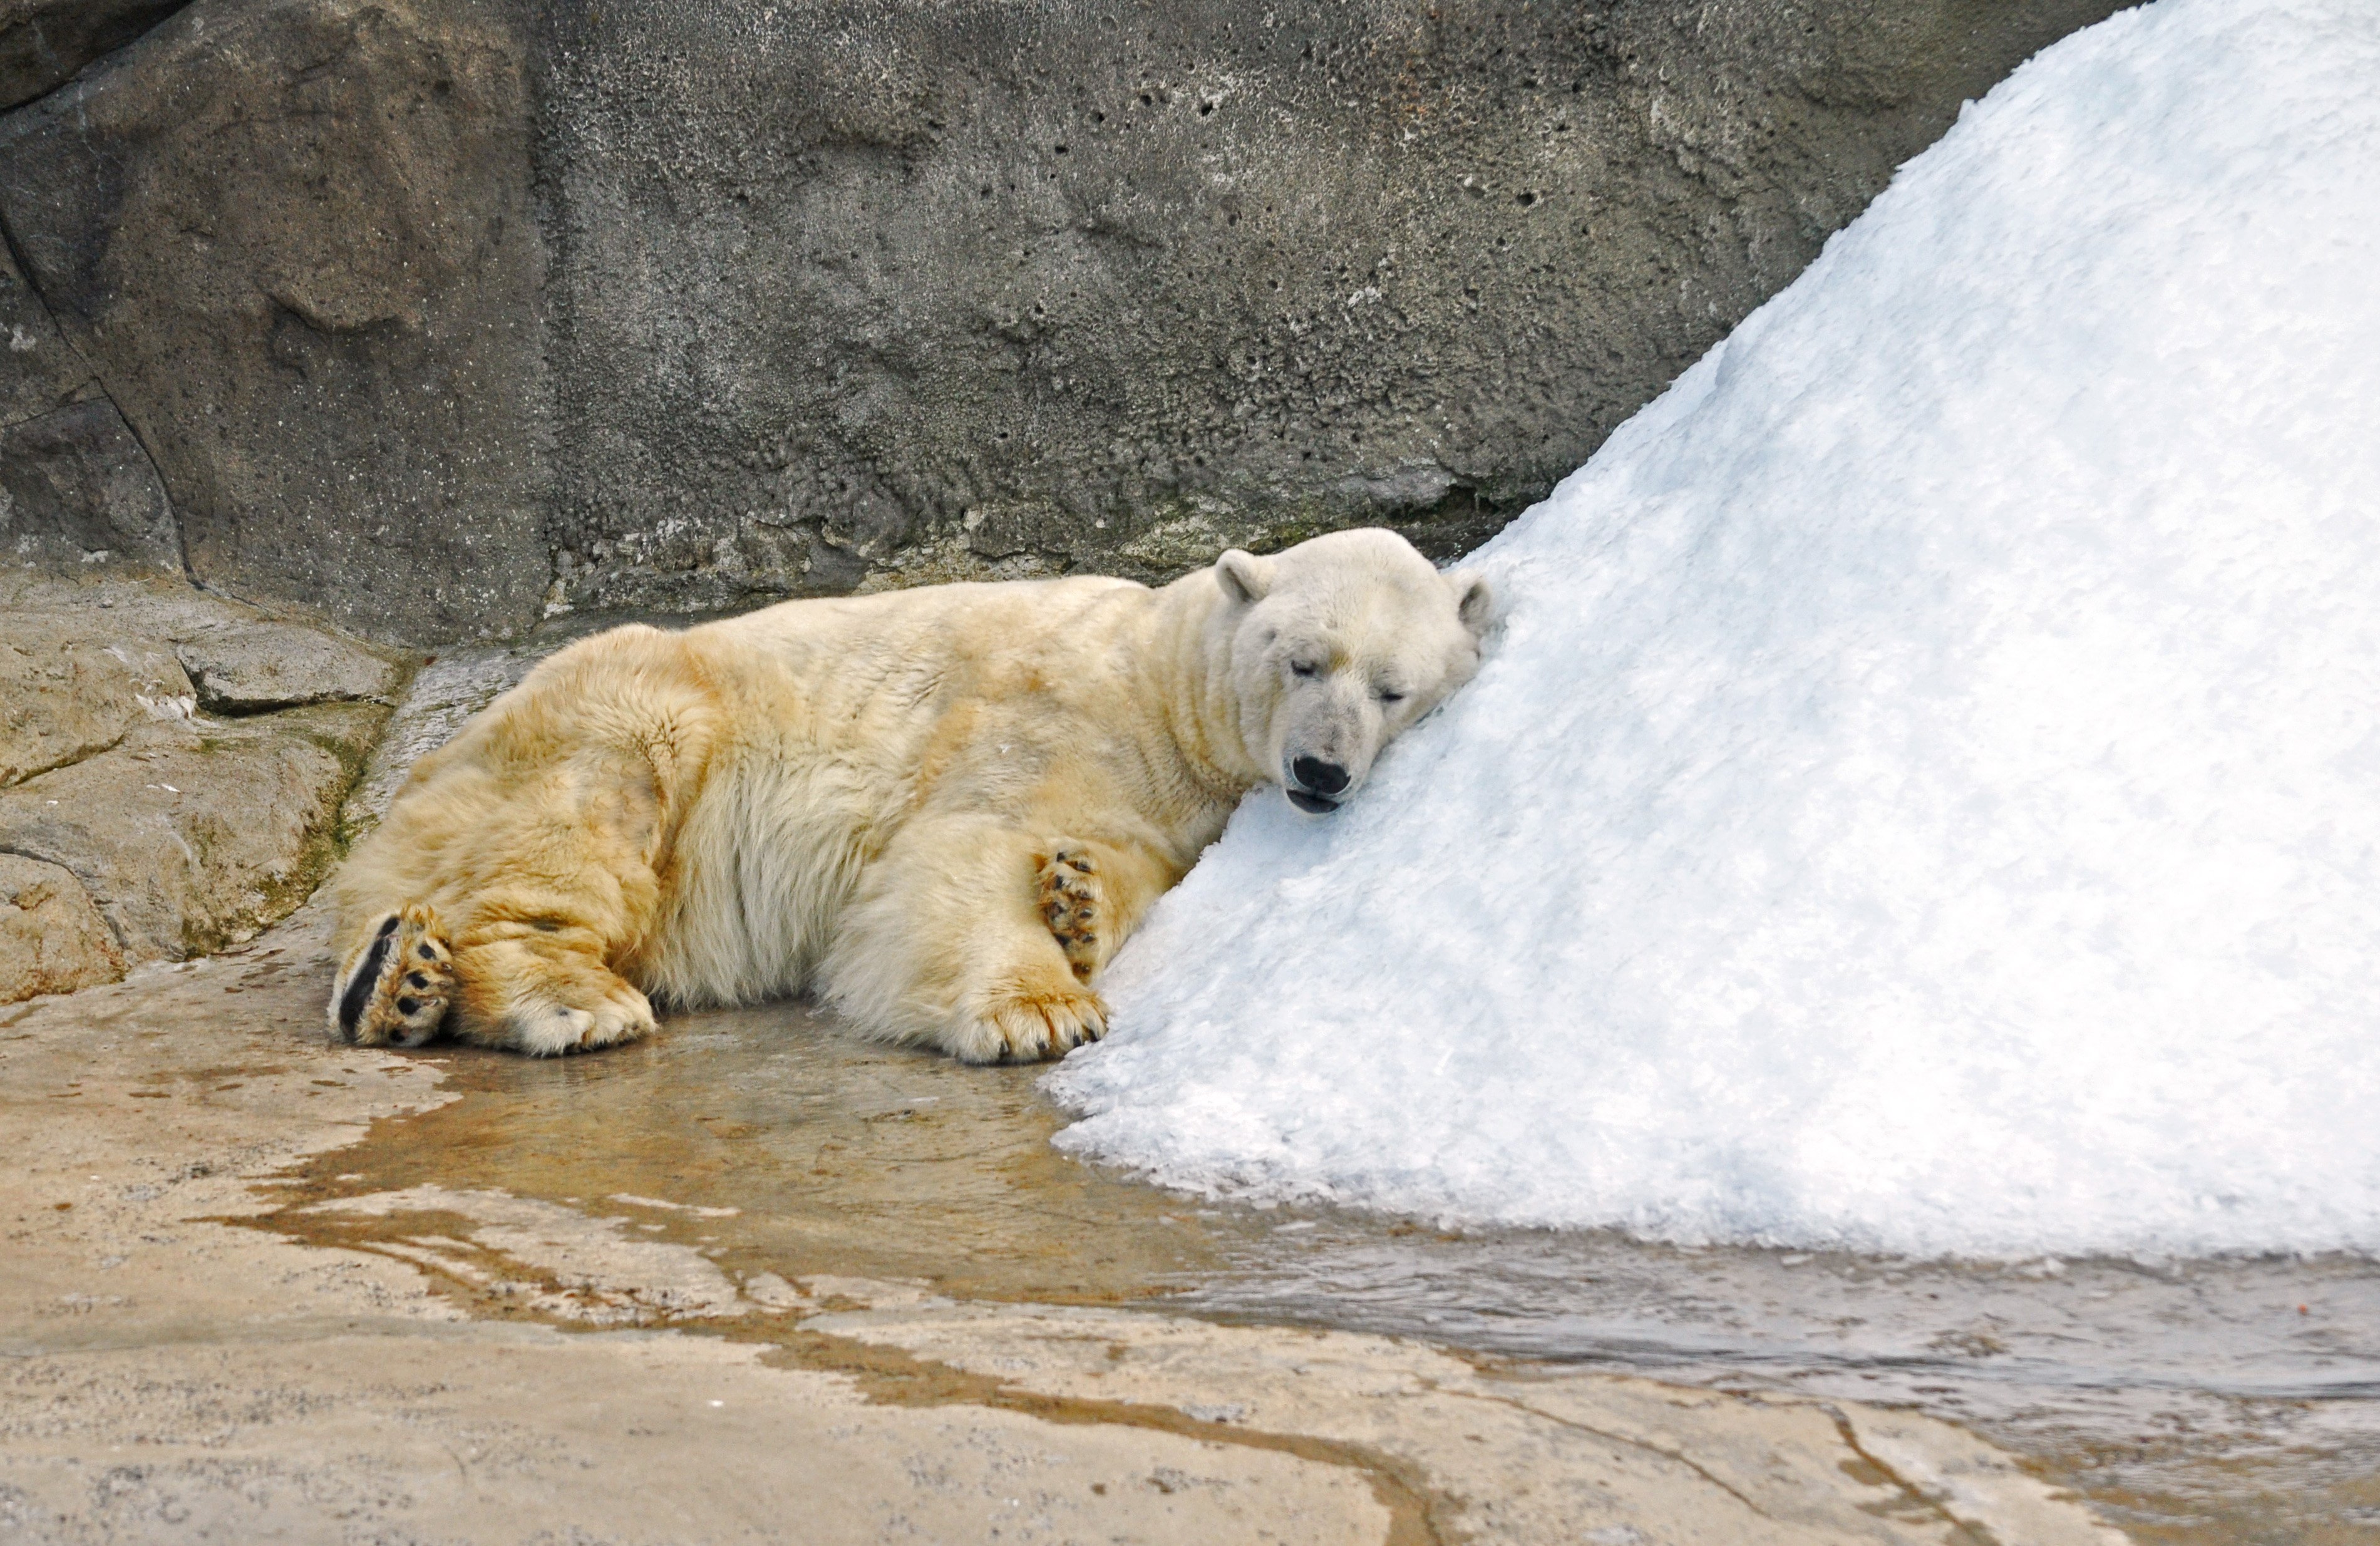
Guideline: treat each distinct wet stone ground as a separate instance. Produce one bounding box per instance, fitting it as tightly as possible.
[10,908,2140,1545]
[260,996,2380,1544]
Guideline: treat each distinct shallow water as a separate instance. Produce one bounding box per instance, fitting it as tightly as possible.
[270,1000,2380,1543]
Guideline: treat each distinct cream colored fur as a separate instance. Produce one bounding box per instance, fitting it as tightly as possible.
[327,528,1490,1061]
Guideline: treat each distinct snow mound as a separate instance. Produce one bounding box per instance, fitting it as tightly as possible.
[1047,0,2380,1259]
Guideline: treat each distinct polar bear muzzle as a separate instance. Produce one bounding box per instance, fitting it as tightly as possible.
[1285,756,1351,813]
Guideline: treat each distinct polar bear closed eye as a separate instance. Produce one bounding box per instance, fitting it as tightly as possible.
[327,527,1490,1062]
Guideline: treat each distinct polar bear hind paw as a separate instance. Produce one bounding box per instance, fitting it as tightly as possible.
[333,905,453,1048]
[1037,847,1105,982]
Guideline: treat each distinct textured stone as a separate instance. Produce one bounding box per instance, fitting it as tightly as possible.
[0,579,408,959]
[0,0,183,110]
[175,619,403,713]
[0,618,190,788]
[0,852,123,1002]
[0,0,2123,642]
[0,701,385,962]
[535,0,2124,617]
[0,0,550,642]
[0,242,91,430]
[0,396,182,574]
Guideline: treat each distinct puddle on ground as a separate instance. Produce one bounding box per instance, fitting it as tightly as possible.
[274,1002,1276,1303]
[262,999,2380,1545]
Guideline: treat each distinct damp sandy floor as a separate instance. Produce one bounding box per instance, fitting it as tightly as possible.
[247,989,2380,1544]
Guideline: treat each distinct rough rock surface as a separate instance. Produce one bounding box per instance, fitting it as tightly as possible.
[0,617,190,788]
[0,396,181,574]
[0,204,183,579]
[175,618,403,713]
[0,244,94,430]
[0,851,121,999]
[535,0,2128,622]
[0,701,384,966]
[0,0,184,110]
[0,0,2123,642]
[0,0,550,641]
[0,577,403,997]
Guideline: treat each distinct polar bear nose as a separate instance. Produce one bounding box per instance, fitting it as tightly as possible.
[1290,756,1349,796]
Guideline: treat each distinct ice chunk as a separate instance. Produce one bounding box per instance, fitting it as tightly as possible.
[1048,0,2380,1259]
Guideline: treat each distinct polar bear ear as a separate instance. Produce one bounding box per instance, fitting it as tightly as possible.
[1214,549,1274,606]
[1448,569,1494,636]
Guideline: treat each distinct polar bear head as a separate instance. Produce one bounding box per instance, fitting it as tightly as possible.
[1212,528,1492,813]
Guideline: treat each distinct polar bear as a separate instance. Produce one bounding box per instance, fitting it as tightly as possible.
[327,528,1490,1061]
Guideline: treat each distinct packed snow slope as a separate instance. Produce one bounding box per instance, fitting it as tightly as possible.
[1047,0,2380,1260]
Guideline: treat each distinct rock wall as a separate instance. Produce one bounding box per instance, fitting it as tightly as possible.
[0,0,2123,643]
[0,0,183,109]
[0,0,552,641]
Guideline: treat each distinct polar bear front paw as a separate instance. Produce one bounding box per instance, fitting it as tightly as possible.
[1037,847,1105,982]
[510,981,658,1057]
[497,970,657,1051]
[975,987,1108,1063]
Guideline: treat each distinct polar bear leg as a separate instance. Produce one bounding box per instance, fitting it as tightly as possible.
[824,818,1136,1063]
[331,724,679,1054]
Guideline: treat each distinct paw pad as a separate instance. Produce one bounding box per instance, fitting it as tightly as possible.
[337,905,453,1048]
[1037,848,1105,982]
